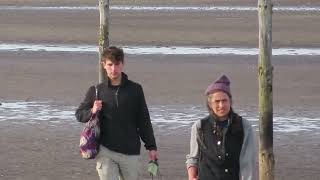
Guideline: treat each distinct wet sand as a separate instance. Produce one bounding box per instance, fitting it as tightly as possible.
[0,0,320,180]
[1,52,320,108]
[1,121,319,180]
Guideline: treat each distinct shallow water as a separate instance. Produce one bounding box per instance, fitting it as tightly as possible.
[1,6,320,12]
[1,43,320,56]
[1,101,319,133]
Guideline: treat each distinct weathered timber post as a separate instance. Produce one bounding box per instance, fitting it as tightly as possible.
[98,0,110,83]
[258,0,274,179]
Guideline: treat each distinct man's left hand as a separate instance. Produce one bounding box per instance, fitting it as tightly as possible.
[148,150,158,161]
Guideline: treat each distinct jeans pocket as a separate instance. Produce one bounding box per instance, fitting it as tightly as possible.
[96,161,103,169]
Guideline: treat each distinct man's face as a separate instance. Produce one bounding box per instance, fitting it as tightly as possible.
[102,59,123,81]
[208,91,231,120]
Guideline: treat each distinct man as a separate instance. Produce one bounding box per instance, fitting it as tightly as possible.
[186,75,256,180]
[76,46,157,180]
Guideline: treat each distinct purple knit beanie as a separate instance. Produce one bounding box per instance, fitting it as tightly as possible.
[205,74,231,97]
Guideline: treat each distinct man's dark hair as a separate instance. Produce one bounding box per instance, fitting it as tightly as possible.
[102,46,124,63]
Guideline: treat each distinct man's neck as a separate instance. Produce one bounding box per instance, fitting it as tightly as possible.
[110,76,121,86]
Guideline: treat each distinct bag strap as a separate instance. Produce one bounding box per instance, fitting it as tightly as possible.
[90,85,99,118]
[94,85,98,100]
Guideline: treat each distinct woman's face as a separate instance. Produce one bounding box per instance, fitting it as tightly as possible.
[208,91,231,120]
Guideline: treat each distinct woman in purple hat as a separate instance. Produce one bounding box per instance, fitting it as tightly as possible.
[186,75,256,180]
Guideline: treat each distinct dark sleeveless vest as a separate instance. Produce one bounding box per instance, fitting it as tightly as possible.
[197,112,244,180]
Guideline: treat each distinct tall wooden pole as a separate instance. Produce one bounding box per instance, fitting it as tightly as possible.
[258,0,274,179]
[98,0,110,83]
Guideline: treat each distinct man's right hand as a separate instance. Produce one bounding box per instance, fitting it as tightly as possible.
[91,100,102,114]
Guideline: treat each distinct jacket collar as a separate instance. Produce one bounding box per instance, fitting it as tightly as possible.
[209,109,243,134]
[105,72,128,87]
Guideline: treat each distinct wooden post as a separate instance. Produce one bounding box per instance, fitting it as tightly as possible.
[98,0,110,83]
[258,0,274,179]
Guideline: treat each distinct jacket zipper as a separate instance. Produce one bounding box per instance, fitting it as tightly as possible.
[115,86,120,107]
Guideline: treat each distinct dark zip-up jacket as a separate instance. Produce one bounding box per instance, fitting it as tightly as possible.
[75,73,157,155]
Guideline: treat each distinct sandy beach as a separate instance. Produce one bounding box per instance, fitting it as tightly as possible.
[0,0,320,180]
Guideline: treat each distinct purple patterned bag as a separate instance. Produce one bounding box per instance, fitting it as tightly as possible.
[79,86,100,159]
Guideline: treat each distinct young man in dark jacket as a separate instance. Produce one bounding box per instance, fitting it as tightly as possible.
[76,46,157,180]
